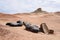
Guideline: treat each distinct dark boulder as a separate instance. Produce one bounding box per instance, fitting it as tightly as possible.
[6,22,23,27]
[23,22,39,33]
[30,25,40,33]
[23,22,31,30]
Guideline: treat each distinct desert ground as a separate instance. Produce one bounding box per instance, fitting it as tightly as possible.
[0,12,60,40]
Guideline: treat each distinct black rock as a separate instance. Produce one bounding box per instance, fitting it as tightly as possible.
[6,23,11,25]
[23,22,40,33]
[6,22,23,27]
[23,22,32,30]
[30,25,40,33]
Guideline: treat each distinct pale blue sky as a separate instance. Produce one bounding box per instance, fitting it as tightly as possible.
[0,0,60,14]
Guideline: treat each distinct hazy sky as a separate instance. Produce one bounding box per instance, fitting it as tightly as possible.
[0,0,60,14]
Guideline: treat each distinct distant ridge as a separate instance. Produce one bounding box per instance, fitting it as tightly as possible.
[54,12,60,16]
[32,8,42,13]
[32,8,48,14]
[0,13,20,21]
[0,13,19,18]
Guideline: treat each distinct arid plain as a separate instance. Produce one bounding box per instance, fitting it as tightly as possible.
[0,9,60,40]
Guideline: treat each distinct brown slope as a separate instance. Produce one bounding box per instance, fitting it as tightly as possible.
[6,13,60,40]
[0,12,60,40]
[0,13,19,18]
[0,24,19,40]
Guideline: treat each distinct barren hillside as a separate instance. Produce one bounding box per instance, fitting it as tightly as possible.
[0,12,60,40]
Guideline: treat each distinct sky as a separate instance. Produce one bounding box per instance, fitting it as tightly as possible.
[0,0,60,14]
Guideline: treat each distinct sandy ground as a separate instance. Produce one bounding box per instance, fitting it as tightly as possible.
[0,13,60,40]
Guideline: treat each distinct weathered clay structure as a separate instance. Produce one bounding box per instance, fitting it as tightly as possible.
[40,23,54,34]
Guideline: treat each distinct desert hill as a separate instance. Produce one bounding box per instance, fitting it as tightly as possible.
[0,10,60,40]
[32,8,48,14]
[32,8,42,13]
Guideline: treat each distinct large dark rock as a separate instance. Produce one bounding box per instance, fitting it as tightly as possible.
[30,25,40,33]
[6,22,23,27]
[23,22,39,33]
[23,22,31,30]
